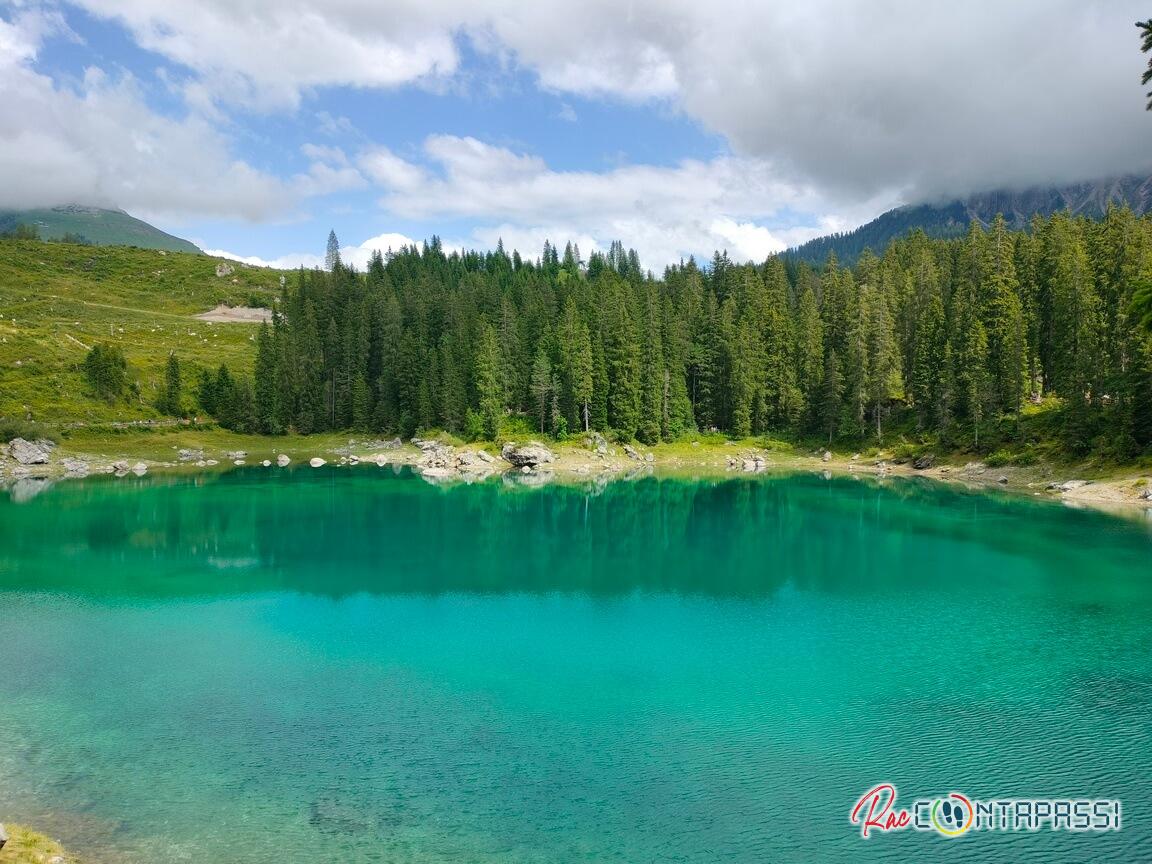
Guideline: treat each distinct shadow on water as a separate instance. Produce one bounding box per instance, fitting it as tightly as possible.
[0,466,1149,602]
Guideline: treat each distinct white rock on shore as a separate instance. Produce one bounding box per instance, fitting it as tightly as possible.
[8,437,52,465]
[277,454,291,467]
[309,457,326,468]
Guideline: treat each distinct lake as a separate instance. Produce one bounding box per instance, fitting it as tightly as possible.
[1,467,1150,862]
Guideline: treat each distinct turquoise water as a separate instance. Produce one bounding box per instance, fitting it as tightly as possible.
[1,467,1150,863]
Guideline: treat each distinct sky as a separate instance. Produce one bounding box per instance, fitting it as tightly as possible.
[1,0,1150,270]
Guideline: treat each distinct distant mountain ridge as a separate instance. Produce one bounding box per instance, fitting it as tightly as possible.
[0,204,201,254]
[787,174,1152,265]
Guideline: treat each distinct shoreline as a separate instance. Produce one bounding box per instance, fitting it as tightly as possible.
[2,431,1150,517]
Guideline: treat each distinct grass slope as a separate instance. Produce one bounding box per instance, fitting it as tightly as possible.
[0,238,283,423]
[0,205,200,254]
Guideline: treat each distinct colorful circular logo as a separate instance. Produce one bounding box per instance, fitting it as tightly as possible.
[930,793,974,837]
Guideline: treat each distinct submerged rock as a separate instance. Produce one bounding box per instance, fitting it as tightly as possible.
[501,441,555,468]
[11,477,52,503]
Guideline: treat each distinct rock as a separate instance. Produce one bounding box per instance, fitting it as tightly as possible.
[586,431,609,454]
[131,462,148,476]
[112,460,130,475]
[373,454,388,467]
[215,262,234,277]
[998,476,1009,484]
[1139,487,1152,500]
[195,460,207,467]
[0,823,6,851]
[62,458,89,477]
[850,453,860,461]
[309,457,327,468]
[11,477,52,503]
[8,437,50,465]
[821,450,832,462]
[822,470,832,481]
[177,448,204,462]
[205,459,219,466]
[501,441,555,468]
[912,453,936,470]
[475,450,495,464]
[623,444,641,460]
[963,461,987,475]
[644,452,655,463]
[262,460,271,467]
[383,437,403,449]
[348,455,360,465]
[233,459,245,466]
[1048,480,1090,493]
[420,466,456,478]
[277,454,291,467]
[226,450,248,460]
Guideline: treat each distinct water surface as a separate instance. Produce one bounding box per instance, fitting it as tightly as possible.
[1,468,1150,862]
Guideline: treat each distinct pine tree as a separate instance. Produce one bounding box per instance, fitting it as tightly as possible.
[474,323,504,440]
[530,346,553,434]
[158,352,182,417]
[325,230,341,271]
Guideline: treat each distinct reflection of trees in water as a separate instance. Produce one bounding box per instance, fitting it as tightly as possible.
[0,469,1148,600]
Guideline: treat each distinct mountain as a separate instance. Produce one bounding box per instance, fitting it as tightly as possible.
[0,205,201,254]
[787,174,1152,265]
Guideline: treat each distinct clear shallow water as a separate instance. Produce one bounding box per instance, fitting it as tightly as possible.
[1,467,1150,863]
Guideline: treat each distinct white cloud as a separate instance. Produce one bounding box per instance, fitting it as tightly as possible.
[63,0,1152,202]
[354,134,895,267]
[206,231,417,271]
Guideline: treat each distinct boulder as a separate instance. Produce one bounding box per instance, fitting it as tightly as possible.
[0,822,7,851]
[177,448,204,462]
[112,460,130,475]
[998,476,1009,484]
[644,452,655,463]
[226,450,248,461]
[912,453,936,470]
[475,450,495,464]
[233,459,245,466]
[1048,480,1090,493]
[11,477,52,503]
[8,437,51,465]
[1139,487,1152,501]
[501,441,555,468]
[215,262,235,277]
[204,459,219,466]
[262,460,271,467]
[276,454,291,467]
[623,444,641,461]
[309,457,327,468]
[62,458,89,477]
[821,450,832,462]
[131,462,148,476]
[586,431,609,454]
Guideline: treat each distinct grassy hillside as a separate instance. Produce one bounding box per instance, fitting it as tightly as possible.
[0,238,283,424]
[0,205,201,254]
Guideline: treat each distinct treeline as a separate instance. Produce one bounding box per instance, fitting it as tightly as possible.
[202,210,1152,456]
